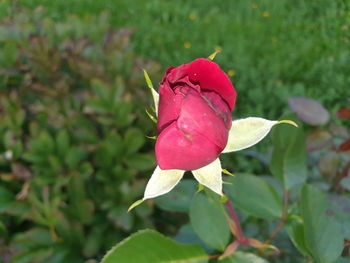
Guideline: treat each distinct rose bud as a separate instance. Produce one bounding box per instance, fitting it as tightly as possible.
[155,58,237,170]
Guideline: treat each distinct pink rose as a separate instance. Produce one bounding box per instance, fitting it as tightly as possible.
[155,58,237,170]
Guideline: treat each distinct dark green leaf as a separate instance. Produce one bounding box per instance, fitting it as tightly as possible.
[123,128,145,155]
[101,229,208,263]
[155,179,196,212]
[225,174,282,220]
[189,193,230,251]
[124,153,155,171]
[300,185,343,263]
[270,114,307,190]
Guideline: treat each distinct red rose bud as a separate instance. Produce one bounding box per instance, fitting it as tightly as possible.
[155,58,237,170]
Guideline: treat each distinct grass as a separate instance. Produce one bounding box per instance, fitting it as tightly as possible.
[3,0,350,117]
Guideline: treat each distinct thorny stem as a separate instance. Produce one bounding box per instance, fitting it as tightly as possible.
[265,189,289,244]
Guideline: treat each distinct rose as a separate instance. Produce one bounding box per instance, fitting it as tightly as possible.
[128,58,297,211]
[156,58,237,170]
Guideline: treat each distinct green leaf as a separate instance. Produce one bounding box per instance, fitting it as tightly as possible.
[285,220,309,256]
[123,128,145,155]
[225,174,282,220]
[220,251,270,263]
[0,185,14,212]
[300,185,343,263]
[154,179,196,212]
[124,153,155,171]
[189,193,230,251]
[56,129,70,159]
[101,229,208,263]
[270,114,307,190]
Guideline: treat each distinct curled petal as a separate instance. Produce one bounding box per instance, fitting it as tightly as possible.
[143,166,185,200]
[223,117,298,153]
[192,158,223,196]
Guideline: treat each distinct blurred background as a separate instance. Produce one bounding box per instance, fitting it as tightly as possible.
[0,0,349,262]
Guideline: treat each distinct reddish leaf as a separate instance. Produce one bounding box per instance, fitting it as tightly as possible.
[288,97,330,125]
[339,138,350,152]
[306,130,332,152]
[336,108,350,120]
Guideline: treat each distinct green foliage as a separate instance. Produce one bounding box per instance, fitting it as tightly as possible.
[0,2,349,263]
[225,174,282,220]
[0,7,161,262]
[299,185,344,263]
[189,193,230,251]
[101,229,208,263]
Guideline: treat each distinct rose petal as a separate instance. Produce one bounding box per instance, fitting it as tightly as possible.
[143,166,185,200]
[177,89,231,150]
[192,158,223,196]
[165,58,236,110]
[156,122,221,170]
[223,118,298,153]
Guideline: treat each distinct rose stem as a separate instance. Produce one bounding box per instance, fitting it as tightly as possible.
[224,197,246,244]
[265,189,289,244]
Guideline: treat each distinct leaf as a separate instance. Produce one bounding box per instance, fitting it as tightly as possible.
[123,128,145,155]
[124,153,155,171]
[101,229,208,263]
[285,220,310,256]
[288,97,330,125]
[0,185,14,212]
[338,138,350,152]
[154,179,196,212]
[300,185,343,263]
[223,117,297,153]
[306,130,332,152]
[220,251,270,263]
[328,195,350,240]
[336,108,350,120]
[270,114,307,190]
[189,193,230,251]
[340,177,350,191]
[225,174,283,220]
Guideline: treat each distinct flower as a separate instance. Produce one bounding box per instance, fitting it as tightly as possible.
[156,58,236,171]
[128,58,297,211]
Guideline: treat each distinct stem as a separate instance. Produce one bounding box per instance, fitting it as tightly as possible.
[265,189,289,244]
[224,198,246,243]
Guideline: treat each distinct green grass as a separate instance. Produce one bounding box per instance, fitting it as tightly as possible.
[3,0,350,117]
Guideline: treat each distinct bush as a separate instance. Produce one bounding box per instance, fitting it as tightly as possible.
[0,8,161,262]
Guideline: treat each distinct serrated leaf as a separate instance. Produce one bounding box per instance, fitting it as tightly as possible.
[101,229,208,263]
